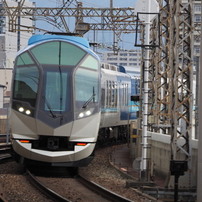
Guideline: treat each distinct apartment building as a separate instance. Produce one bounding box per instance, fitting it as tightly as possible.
[191,0,201,67]
[101,50,141,67]
[0,0,34,106]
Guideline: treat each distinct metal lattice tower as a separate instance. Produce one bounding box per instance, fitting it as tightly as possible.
[148,0,194,185]
[149,0,171,134]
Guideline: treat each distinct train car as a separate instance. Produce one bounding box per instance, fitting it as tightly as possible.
[9,34,101,166]
[99,63,139,142]
[100,63,132,128]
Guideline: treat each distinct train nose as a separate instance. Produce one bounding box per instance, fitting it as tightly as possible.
[36,120,73,137]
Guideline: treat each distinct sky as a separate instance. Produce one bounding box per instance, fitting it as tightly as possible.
[32,0,137,8]
[29,0,138,51]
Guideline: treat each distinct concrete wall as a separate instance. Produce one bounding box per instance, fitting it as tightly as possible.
[0,69,13,91]
[148,132,198,188]
[129,125,198,188]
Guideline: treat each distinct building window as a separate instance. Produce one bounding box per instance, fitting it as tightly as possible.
[108,57,117,61]
[194,46,200,54]
[194,35,200,43]
[120,53,127,56]
[107,53,114,57]
[129,53,137,56]
[194,15,201,22]
[194,5,201,12]
[120,63,127,66]
[0,16,6,34]
[129,58,137,61]
[129,63,137,66]
[120,58,127,61]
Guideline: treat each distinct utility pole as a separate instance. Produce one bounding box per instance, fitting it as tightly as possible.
[141,1,151,179]
[17,1,21,51]
[134,0,159,180]
[197,1,202,201]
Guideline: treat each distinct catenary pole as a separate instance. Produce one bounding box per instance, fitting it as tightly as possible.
[134,0,159,180]
[197,1,202,200]
[141,0,151,179]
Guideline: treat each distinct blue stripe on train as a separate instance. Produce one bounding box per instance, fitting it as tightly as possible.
[120,111,137,120]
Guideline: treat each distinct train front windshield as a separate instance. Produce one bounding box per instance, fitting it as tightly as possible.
[44,71,69,112]
[12,40,100,128]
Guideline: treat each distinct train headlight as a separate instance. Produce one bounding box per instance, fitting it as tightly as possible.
[18,107,24,112]
[25,110,31,115]
[85,110,91,116]
[78,109,92,119]
[78,112,84,118]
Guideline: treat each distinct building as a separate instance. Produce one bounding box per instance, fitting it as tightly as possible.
[0,0,34,106]
[181,0,201,68]
[190,0,201,68]
[101,50,142,68]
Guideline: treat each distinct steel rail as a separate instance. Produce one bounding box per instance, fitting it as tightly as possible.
[26,170,71,202]
[77,175,133,202]
[27,169,133,202]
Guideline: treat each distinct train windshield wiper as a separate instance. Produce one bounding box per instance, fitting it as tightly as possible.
[82,87,96,109]
[43,96,58,118]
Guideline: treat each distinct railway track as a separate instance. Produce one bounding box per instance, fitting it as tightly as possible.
[77,174,133,202]
[26,169,132,202]
[0,144,148,201]
[0,142,147,201]
[0,144,13,202]
[0,143,12,161]
[26,170,70,202]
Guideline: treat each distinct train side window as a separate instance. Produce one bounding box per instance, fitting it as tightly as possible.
[121,83,125,106]
[121,83,129,106]
[101,88,105,108]
[75,69,99,105]
[16,52,34,66]
[126,84,129,106]
[80,55,99,70]
[114,82,118,107]
[103,82,107,108]
[106,80,109,108]
[74,55,100,116]
[13,66,39,107]
[109,81,112,108]
[111,81,115,107]
[125,84,129,106]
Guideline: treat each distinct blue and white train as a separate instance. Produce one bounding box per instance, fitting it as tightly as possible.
[9,34,139,167]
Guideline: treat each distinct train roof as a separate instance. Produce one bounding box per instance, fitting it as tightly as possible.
[17,34,99,60]
[28,35,90,49]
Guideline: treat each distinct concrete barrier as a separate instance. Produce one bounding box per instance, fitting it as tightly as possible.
[148,131,198,188]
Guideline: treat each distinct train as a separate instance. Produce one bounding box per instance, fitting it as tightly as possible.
[9,34,139,167]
